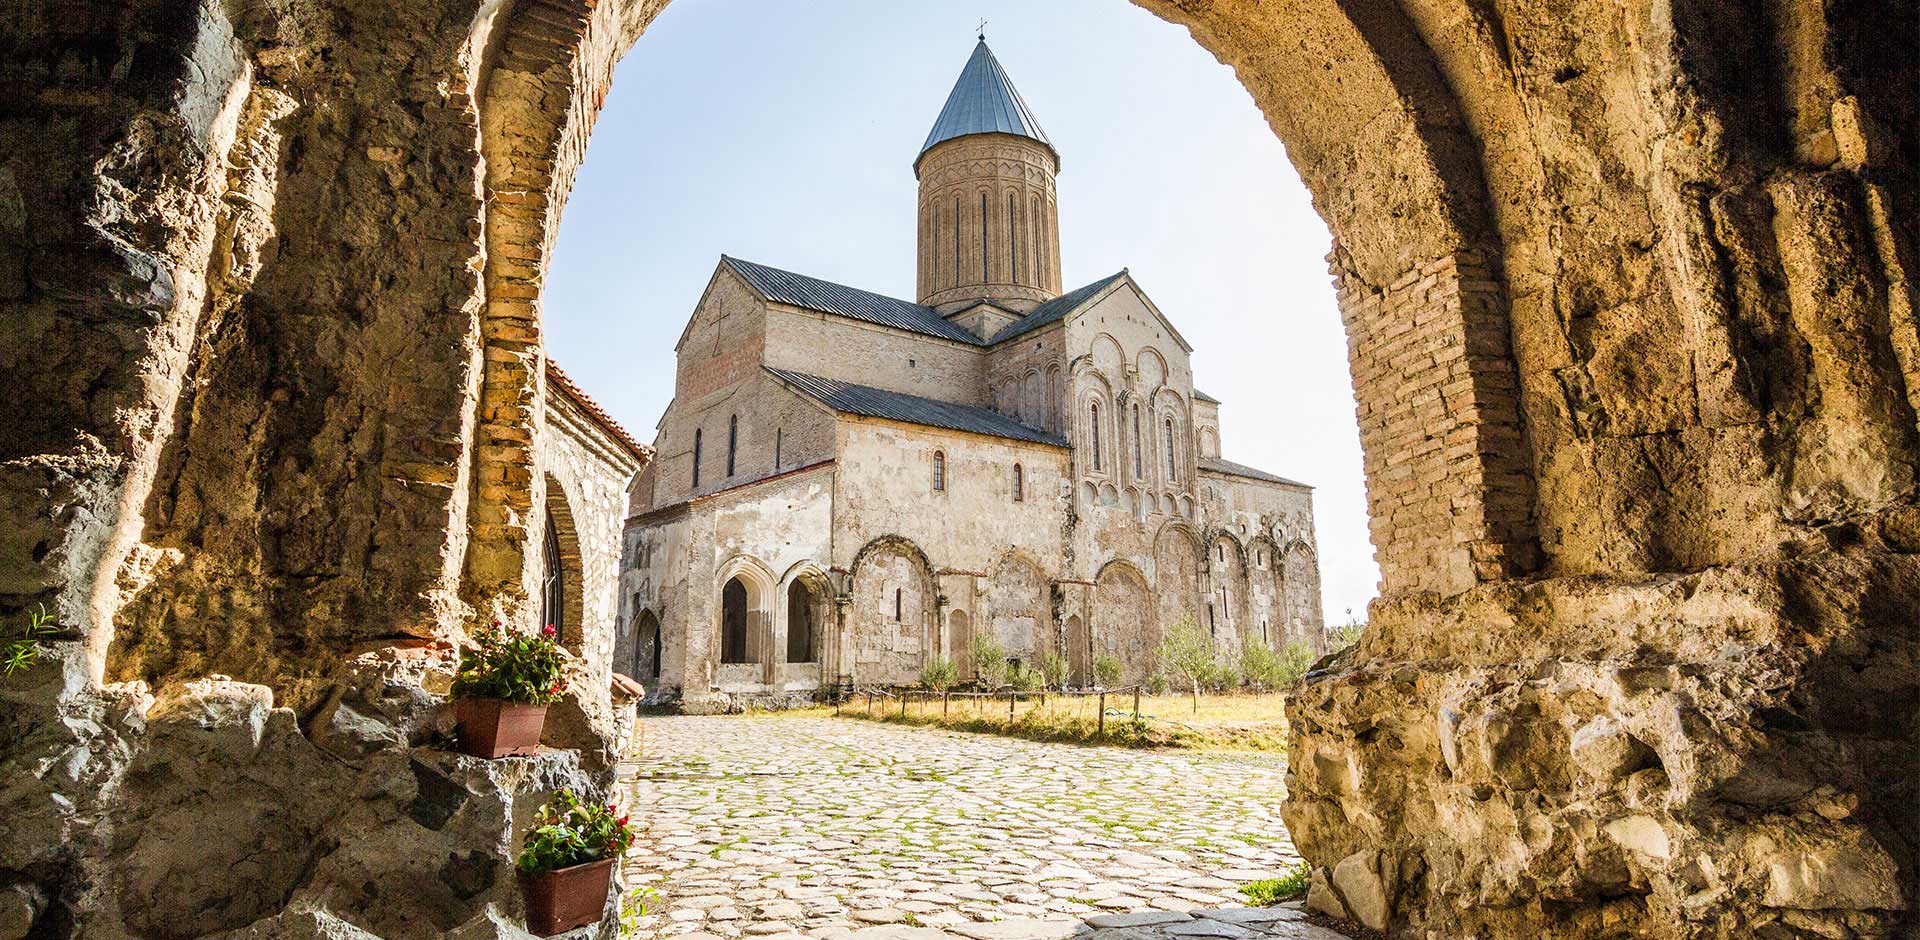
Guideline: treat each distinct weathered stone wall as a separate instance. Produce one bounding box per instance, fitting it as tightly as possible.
[7,0,1917,936]
[762,303,989,408]
[917,133,1064,310]
[535,369,646,689]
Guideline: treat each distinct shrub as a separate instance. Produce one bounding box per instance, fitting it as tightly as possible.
[1240,861,1311,906]
[1009,662,1045,692]
[1205,660,1243,692]
[451,620,569,704]
[1155,615,1217,712]
[919,656,959,691]
[1328,610,1366,652]
[1277,637,1319,686]
[517,788,636,873]
[1093,654,1122,689]
[1238,641,1284,692]
[3,604,56,677]
[1145,672,1171,695]
[971,634,1009,689]
[1039,652,1070,690]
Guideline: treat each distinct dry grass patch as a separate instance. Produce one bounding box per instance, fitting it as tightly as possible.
[824,690,1291,751]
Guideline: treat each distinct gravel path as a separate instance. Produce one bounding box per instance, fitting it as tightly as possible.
[619,715,1346,940]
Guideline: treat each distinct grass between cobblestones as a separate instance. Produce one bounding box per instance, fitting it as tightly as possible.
[812,691,1292,751]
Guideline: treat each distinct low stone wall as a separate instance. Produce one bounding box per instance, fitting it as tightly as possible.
[0,643,618,939]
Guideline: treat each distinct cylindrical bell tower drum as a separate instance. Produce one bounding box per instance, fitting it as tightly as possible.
[916,134,1062,311]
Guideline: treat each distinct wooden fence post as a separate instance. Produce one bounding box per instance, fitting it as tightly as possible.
[1133,686,1141,720]
[1008,691,1016,720]
[1098,691,1107,735]
[943,692,950,716]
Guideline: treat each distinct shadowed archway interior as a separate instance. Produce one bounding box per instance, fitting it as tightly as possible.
[0,0,1915,937]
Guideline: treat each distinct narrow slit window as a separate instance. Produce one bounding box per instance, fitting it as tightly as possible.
[726,414,738,477]
[894,588,903,622]
[1090,403,1102,472]
[1008,193,1018,284]
[933,450,946,492]
[774,428,783,469]
[980,192,990,281]
[953,197,961,287]
[1132,405,1143,478]
[1165,417,1177,479]
[1013,464,1024,502]
[692,428,703,488]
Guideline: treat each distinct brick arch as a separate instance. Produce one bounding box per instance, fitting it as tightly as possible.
[539,473,586,653]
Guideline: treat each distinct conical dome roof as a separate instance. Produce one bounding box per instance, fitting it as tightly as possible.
[917,40,1056,168]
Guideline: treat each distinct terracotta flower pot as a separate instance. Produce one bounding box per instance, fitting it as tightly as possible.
[519,856,615,935]
[454,698,547,758]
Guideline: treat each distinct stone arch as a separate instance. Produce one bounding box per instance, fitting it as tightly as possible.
[1280,540,1322,645]
[1246,536,1282,648]
[782,563,831,666]
[1154,522,1204,642]
[539,474,586,653]
[714,554,776,668]
[1089,333,1125,377]
[630,608,661,680]
[1207,532,1249,643]
[847,535,936,685]
[947,608,971,671]
[1021,369,1043,428]
[1092,560,1155,683]
[1136,347,1168,390]
[986,551,1048,662]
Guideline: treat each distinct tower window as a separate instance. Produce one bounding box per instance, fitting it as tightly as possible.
[933,450,946,491]
[1090,403,1102,472]
[726,414,738,477]
[1009,192,1018,284]
[980,192,990,282]
[953,196,961,288]
[692,428,703,488]
[1013,464,1024,502]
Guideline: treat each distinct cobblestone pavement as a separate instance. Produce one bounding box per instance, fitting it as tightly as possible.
[619,716,1348,940]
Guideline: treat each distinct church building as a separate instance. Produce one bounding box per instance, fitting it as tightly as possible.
[617,40,1324,705]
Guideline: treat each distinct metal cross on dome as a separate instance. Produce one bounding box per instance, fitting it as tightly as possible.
[976,18,987,40]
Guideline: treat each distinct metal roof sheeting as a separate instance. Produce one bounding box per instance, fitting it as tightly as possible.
[988,271,1127,343]
[723,256,983,345]
[1198,456,1310,488]
[768,367,1067,447]
[1193,389,1221,404]
[919,41,1055,163]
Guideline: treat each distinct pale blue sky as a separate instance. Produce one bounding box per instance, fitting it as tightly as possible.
[544,0,1379,623]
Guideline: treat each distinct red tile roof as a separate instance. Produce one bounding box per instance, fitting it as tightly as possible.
[545,360,653,465]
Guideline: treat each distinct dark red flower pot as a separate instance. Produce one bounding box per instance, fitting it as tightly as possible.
[454,698,547,758]
[519,856,615,935]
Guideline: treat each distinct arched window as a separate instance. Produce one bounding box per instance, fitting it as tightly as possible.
[980,192,990,281]
[720,578,750,664]
[692,427,703,488]
[786,580,817,664]
[1090,403,1102,472]
[952,196,961,287]
[1164,417,1177,480]
[1008,192,1018,284]
[1131,404,1143,478]
[1012,464,1024,502]
[932,451,947,491]
[726,414,738,477]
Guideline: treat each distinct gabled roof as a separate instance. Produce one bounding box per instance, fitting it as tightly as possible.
[1193,389,1221,404]
[988,270,1129,343]
[722,256,981,345]
[767,367,1066,447]
[1198,456,1310,489]
[918,40,1056,168]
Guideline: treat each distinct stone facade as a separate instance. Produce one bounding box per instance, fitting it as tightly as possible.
[621,49,1324,704]
[3,1,1917,938]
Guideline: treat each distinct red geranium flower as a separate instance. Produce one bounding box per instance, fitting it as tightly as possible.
[542,623,557,638]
